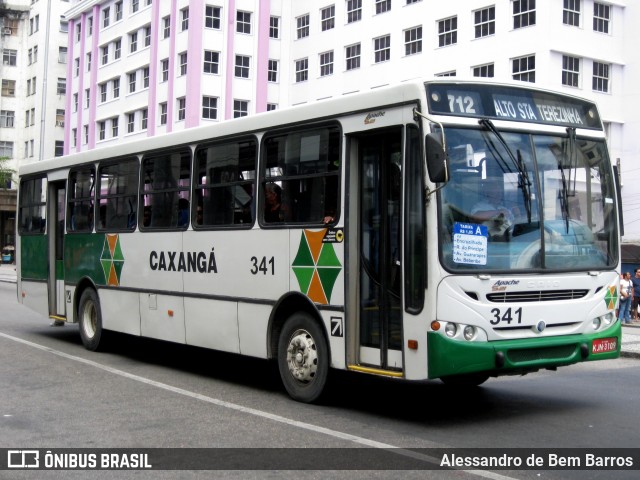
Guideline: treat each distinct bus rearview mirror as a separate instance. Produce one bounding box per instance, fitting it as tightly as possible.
[425,133,448,183]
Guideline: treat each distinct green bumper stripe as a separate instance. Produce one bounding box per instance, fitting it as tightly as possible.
[428,321,621,379]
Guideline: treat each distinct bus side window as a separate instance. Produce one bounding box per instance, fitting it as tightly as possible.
[97,158,139,232]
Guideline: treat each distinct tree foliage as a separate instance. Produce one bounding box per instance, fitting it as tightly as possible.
[0,156,15,188]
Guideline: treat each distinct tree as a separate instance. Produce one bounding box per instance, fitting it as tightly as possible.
[0,156,15,188]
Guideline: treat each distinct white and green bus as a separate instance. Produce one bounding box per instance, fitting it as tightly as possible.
[16,80,621,402]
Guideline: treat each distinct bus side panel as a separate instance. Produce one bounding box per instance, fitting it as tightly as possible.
[20,235,48,280]
[100,289,141,336]
[20,281,49,318]
[238,303,269,358]
[185,298,239,353]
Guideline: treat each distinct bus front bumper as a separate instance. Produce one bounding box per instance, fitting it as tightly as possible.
[427,321,621,380]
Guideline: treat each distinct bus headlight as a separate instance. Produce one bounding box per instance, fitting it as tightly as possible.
[592,317,601,331]
[445,323,457,338]
[602,312,614,326]
[463,325,476,341]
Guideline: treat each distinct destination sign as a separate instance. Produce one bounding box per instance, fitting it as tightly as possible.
[426,83,601,129]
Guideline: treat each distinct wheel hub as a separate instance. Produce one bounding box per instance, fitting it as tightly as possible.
[286,329,318,383]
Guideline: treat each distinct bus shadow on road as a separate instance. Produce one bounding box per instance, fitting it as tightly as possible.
[38,326,591,424]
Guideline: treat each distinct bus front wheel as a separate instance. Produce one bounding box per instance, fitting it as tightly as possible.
[78,288,106,351]
[277,312,329,403]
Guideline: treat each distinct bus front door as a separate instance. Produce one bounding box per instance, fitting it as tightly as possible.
[356,128,403,370]
[48,181,66,320]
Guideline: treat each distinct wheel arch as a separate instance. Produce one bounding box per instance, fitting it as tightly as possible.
[267,292,331,361]
[72,276,99,323]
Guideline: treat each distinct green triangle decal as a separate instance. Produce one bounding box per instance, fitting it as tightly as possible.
[317,267,341,303]
[101,239,112,260]
[293,267,314,293]
[317,244,341,267]
[100,259,112,283]
[292,234,314,267]
[113,239,125,261]
[113,259,125,280]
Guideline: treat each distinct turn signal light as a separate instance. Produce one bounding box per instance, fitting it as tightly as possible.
[431,321,441,331]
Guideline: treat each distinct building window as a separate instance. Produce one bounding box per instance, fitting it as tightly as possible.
[295,58,308,83]
[267,104,277,111]
[86,52,92,71]
[86,16,92,36]
[404,26,422,56]
[159,103,167,125]
[435,70,456,77]
[74,58,80,76]
[474,6,495,38]
[114,39,121,59]
[132,0,140,13]
[204,50,219,74]
[181,8,189,31]
[202,96,218,119]
[144,26,151,47]
[562,55,580,87]
[346,43,361,70]
[127,113,135,133]
[473,63,494,78]
[99,121,106,140]
[2,78,16,97]
[563,0,580,26]
[141,109,148,130]
[163,16,170,38]
[101,45,109,65]
[100,83,107,102]
[374,35,391,63]
[56,109,65,127]
[0,141,13,157]
[205,6,221,29]
[55,141,64,157]
[143,67,150,88]
[512,54,535,82]
[161,58,169,82]
[85,88,90,108]
[73,93,78,111]
[115,2,123,21]
[438,16,457,47]
[72,129,77,147]
[177,98,186,121]
[128,72,136,93]
[59,46,68,63]
[84,125,89,144]
[234,100,248,118]
[270,16,279,38]
[513,0,536,29]
[320,51,333,77]
[130,32,138,53]
[375,0,391,14]
[3,49,17,66]
[236,11,251,34]
[268,60,278,82]
[112,117,119,137]
[0,111,15,128]
[347,0,362,24]
[103,7,110,28]
[235,55,250,78]
[113,78,120,98]
[179,52,188,75]
[592,61,610,92]
[76,23,81,42]
[296,14,309,39]
[57,78,66,95]
[593,2,610,33]
[321,5,335,31]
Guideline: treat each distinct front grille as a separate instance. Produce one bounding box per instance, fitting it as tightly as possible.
[507,344,578,364]
[486,289,589,303]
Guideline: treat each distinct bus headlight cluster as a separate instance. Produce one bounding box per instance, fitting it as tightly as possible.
[593,312,614,331]
[432,321,486,342]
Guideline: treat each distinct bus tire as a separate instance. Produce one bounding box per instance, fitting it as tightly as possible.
[78,288,106,352]
[440,372,490,388]
[277,312,329,403]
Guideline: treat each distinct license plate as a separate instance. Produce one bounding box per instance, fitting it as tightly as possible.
[592,337,618,354]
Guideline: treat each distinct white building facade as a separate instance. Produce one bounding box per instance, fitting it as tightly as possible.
[58,0,637,237]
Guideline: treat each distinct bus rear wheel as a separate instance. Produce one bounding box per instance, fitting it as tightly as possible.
[78,288,106,351]
[277,312,329,403]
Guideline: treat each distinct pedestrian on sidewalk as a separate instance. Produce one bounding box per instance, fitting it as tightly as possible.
[631,268,640,322]
[619,272,633,324]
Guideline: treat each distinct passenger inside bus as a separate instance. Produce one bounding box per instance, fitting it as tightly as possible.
[264,183,284,222]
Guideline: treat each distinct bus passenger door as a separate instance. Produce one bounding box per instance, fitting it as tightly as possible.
[48,181,66,319]
[355,128,403,370]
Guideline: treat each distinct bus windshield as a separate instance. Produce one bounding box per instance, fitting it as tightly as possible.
[439,126,618,272]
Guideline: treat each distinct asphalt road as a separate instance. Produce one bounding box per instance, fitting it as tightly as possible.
[1,281,639,480]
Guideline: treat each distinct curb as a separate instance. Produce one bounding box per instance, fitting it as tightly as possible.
[620,351,640,359]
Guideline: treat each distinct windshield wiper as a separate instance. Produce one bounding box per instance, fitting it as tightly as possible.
[558,127,578,233]
[478,118,532,223]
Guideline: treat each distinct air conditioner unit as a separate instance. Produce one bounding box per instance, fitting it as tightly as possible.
[55,121,64,127]
[2,28,12,35]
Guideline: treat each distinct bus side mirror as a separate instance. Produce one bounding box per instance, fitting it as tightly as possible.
[425,133,448,183]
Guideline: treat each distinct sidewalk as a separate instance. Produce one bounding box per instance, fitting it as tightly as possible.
[2,261,640,358]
